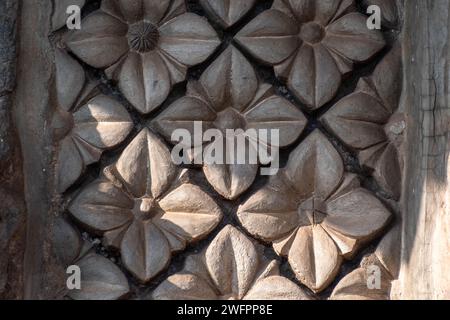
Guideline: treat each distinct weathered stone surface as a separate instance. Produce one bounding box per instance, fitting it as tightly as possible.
[0,0,25,300]
[392,0,450,299]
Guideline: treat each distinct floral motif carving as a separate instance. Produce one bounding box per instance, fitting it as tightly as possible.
[237,130,392,292]
[235,0,386,109]
[154,45,307,199]
[152,225,310,300]
[69,129,223,282]
[49,0,403,300]
[53,50,133,193]
[65,0,220,114]
[322,47,403,199]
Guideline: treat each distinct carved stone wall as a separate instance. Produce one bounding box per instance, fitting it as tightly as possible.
[1,0,448,300]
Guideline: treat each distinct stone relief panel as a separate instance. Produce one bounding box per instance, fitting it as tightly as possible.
[50,0,403,300]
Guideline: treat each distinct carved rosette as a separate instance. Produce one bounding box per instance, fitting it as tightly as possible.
[154,45,307,199]
[235,0,386,110]
[65,0,220,114]
[237,130,392,292]
[69,129,222,282]
[50,0,403,300]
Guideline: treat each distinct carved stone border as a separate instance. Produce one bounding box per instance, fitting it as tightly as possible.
[0,0,26,300]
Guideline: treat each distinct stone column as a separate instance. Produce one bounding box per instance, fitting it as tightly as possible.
[393,0,450,299]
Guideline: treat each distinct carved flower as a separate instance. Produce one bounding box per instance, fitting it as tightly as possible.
[200,0,257,28]
[154,45,307,200]
[235,0,386,109]
[53,49,133,193]
[321,47,403,199]
[65,0,220,114]
[237,130,392,292]
[152,225,310,300]
[69,129,223,282]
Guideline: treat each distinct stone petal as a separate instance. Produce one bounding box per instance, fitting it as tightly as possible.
[375,224,401,278]
[153,96,216,144]
[321,92,390,150]
[115,129,178,199]
[56,137,84,193]
[66,11,129,68]
[159,13,220,66]
[203,141,258,200]
[200,0,256,28]
[114,0,143,23]
[55,49,85,111]
[237,176,299,242]
[244,276,311,300]
[244,94,307,147]
[273,230,298,256]
[200,46,258,112]
[321,225,357,257]
[118,52,171,114]
[271,0,314,23]
[160,0,188,24]
[323,13,385,62]
[143,0,172,24]
[288,226,342,292]
[152,273,218,300]
[323,188,391,240]
[121,220,171,282]
[155,183,222,243]
[330,267,390,300]
[69,180,134,233]
[72,136,103,165]
[287,44,342,109]
[373,143,402,200]
[283,130,344,200]
[158,50,188,83]
[68,254,129,300]
[101,0,126,22]
[72,95,133,149]
[315,0,353,25]
[358,142,388,169]
[103,224,129,250]
[370,44,402,113]
[205,225,259,298]
[52,217,81,266]
[235,9,300,65]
